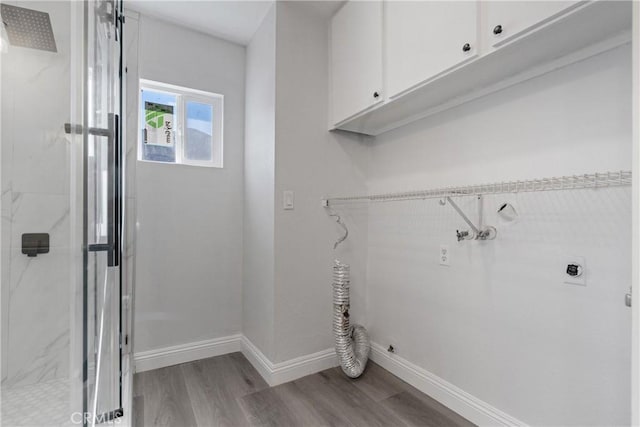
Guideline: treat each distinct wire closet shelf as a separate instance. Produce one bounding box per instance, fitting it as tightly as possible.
[324,170,632,206]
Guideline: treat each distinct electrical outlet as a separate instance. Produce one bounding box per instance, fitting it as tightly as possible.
[439,245,450,266]
[564,256,586,286]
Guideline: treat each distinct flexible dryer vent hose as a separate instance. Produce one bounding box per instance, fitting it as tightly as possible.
[333,260,369,378]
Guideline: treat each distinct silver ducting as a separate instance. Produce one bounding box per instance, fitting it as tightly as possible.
[333,260,369,378]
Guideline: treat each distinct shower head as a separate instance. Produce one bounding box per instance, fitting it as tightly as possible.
[1,3,56,52]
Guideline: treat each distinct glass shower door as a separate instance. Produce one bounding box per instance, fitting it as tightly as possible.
[83,0,123,423]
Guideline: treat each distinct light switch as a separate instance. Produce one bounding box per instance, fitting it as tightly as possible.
[283,191,294,210]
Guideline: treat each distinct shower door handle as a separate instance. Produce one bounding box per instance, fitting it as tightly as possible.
[107,112,121,267]
[87,113,121,267]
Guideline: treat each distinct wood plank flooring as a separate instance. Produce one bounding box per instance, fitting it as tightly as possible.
[133,352,475,427]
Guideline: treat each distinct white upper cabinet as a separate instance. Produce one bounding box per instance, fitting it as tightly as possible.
[329,0,630,135]
[486,1,582,47]
[385,1,478,99]
[330,1,383,125]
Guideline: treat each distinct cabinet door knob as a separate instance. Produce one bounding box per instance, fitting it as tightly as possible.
[493,24,503,35]
[373,91,380,98]
[462,43,471,52]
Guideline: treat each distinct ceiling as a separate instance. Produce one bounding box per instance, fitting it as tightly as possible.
[126,1,345,46]
[126,0,275,45]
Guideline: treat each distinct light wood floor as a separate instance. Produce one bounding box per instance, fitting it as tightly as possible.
[133,352,475,427]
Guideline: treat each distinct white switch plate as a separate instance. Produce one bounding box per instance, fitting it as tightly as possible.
[283,190,294,210]
[564,255,586,286]
[439,245,450,266]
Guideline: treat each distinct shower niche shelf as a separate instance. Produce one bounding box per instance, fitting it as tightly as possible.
[22,233,50,257]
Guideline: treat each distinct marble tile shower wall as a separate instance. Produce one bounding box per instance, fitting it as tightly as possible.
[1,1,72,387]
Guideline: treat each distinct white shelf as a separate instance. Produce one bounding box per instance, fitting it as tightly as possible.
[325,170,632,205]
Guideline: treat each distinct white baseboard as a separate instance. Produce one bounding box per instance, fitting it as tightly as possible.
[133,334,337,386]
[369,342,526,427]
[134,334,242,373]
[239,336,273,383]
[241,336,338,387]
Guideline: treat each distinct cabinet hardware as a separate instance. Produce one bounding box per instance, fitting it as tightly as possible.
[462,43,471,52]
[373,91,380,98]
[493,24,503,35]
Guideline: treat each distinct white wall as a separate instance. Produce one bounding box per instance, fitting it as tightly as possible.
[272,2,369,363]
[134,16,245,352]
[241,2,369,364]
[243,5,276,360]
[366,45,632,426]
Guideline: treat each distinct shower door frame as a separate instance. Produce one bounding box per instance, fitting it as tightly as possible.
[632,2,640,424]
[81,0,125,423]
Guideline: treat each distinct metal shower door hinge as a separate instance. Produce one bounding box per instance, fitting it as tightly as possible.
[64,123,112,137]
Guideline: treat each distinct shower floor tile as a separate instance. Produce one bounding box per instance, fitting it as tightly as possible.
[1,378,71,426]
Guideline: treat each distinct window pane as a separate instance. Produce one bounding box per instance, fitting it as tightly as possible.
[140,89,177,163]
[185,101,213,162]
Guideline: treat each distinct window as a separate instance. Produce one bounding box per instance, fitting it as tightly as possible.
[139,79,223,167]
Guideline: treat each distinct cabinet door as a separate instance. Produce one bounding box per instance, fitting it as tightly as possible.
[331,1,383,125]
[486,1,582,47]
[385,1,478,99]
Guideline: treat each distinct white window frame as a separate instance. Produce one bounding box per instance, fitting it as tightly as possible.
[138,79,224,168]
